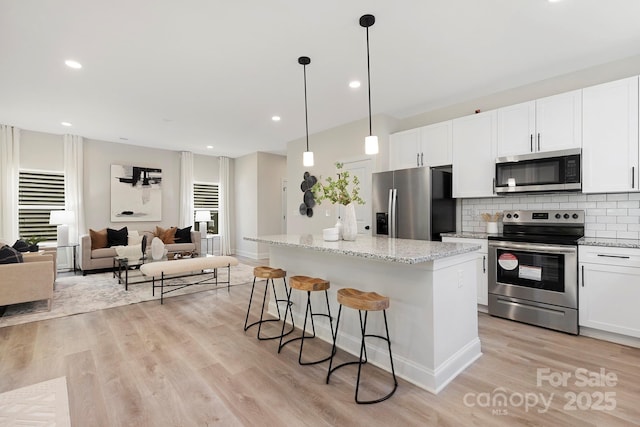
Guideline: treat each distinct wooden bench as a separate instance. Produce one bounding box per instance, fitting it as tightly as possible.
[140,256,239,304]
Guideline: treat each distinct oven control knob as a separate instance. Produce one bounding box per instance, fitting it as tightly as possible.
[555,213,561,219]
[564,213,570,219]
[513,213,519,219]
[572,213,579,219]
[506,213,512,219]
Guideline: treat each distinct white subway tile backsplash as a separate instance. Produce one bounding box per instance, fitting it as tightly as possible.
[617,231,639,239]
[606,208,627,216]
[596,216,616,224]
[595,230,617,238]
[597,201,617,209]
[606,193,629,201]
[617,216,640,224]
[617,201,640,209]
[606,224,627,231]
[460,192,640,236]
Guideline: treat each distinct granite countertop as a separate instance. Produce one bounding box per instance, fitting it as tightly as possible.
[245,234,481,264]
[578,237,640,249]
[441,232,493,239]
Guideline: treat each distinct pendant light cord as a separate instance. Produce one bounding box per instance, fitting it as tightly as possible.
[303,63,309,151]
[366,26,372,137]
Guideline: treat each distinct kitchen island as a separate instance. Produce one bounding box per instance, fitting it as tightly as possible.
[245,234,482,394]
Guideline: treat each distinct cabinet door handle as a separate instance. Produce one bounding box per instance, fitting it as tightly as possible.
[596,254,630,259]
[581,265,584,287]
[420,152,424,166]
[633,167,635,189]
[482,255,486,273]
[530,134,533,152]
[537,133,541,151]
[416,153,420,167]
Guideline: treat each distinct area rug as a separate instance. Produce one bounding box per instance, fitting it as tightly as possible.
[0,376,71,427]
[0,263,255,328]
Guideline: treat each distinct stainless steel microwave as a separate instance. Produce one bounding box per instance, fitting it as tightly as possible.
[494,148,581,194]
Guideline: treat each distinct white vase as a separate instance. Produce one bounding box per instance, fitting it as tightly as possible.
[342,203,358,241]
[150,237,166,260]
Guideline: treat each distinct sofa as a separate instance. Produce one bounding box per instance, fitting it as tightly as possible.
[79,228,202,275]
[0,253,55,310]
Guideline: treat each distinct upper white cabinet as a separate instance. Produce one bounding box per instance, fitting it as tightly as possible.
[452,110,497,198]
[497,90,582,157]
[389,121,452,170]
[582,76,639,193]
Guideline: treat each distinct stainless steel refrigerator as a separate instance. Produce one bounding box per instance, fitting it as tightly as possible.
[372,166,455,241]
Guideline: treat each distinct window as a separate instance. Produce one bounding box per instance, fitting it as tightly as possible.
[18,170,65,242]
[193,182,219,234]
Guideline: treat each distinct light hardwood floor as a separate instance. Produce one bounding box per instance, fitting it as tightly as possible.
[1,256,639,426]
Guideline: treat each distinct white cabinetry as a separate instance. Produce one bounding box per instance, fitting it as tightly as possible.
[496,90,582,157]
[389,121,452,170]
[442,237,488,308]
[579,245,640,338]
[452,110,497,198]
[582,76,639,193]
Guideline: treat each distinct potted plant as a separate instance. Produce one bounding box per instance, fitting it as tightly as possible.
[24,236,47,252]
[312,163,364,240]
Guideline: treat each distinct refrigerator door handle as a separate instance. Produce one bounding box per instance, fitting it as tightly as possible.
[391,189,398,238]
[387,189,394,237]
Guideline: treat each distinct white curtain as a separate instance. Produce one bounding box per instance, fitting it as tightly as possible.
[0,125,20,242]
[63,134,85,244]
[179,151,194,228]
[219,156,233,255]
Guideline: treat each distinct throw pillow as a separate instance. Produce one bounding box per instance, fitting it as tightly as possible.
[154,226,177,244]
[12,240,30,252]
[128,230,143,246]
[0,245,24,264]
[90,228,108,250]
[107,227,128,247]
[174,226,192,243]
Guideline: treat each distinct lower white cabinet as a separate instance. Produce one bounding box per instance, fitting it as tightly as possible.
[442,237,488,307]
[579,245,640,338]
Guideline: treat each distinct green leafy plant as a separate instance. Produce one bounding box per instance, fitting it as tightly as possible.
[311,163,365,206]
[24,236,47,245]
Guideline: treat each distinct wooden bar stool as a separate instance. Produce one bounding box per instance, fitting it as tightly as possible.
[326,288,398,404]
[244,266,295,340]
[278,275,335,365]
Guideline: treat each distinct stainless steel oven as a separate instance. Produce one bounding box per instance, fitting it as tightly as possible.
[488,210,584,334]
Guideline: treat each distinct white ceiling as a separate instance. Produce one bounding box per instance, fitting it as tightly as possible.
[2,0,640,158]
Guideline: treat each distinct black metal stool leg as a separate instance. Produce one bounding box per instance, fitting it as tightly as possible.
[326,304,343,384]
[279,289,335,365]
[245,276,295,341]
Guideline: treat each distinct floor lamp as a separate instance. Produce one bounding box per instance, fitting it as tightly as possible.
[195,211,211,238]
[49,210,75,246]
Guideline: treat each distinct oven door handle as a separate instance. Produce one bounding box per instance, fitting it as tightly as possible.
[489,241,577,254]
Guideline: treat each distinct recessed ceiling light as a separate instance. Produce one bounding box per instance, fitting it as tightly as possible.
[349,81,361,89]
[272,116,281,122]
[64,60,82,69]
[61,122,72,127]
[206,145,213,149]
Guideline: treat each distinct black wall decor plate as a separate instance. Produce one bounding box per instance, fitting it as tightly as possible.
[300,171,317,216]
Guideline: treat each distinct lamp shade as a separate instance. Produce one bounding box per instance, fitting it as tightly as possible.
[49,210,75,225]
[365,135,379,155]
[195,211,211,222]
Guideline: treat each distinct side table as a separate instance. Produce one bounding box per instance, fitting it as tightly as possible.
[56,244,79,273]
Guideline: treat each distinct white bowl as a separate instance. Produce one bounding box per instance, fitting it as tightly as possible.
[323,227,339,241]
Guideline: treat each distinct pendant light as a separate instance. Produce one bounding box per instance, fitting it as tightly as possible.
[360,14,378,155]
[299,56,314,167]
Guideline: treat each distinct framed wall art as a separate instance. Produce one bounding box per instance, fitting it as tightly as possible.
[110,164,162,222]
